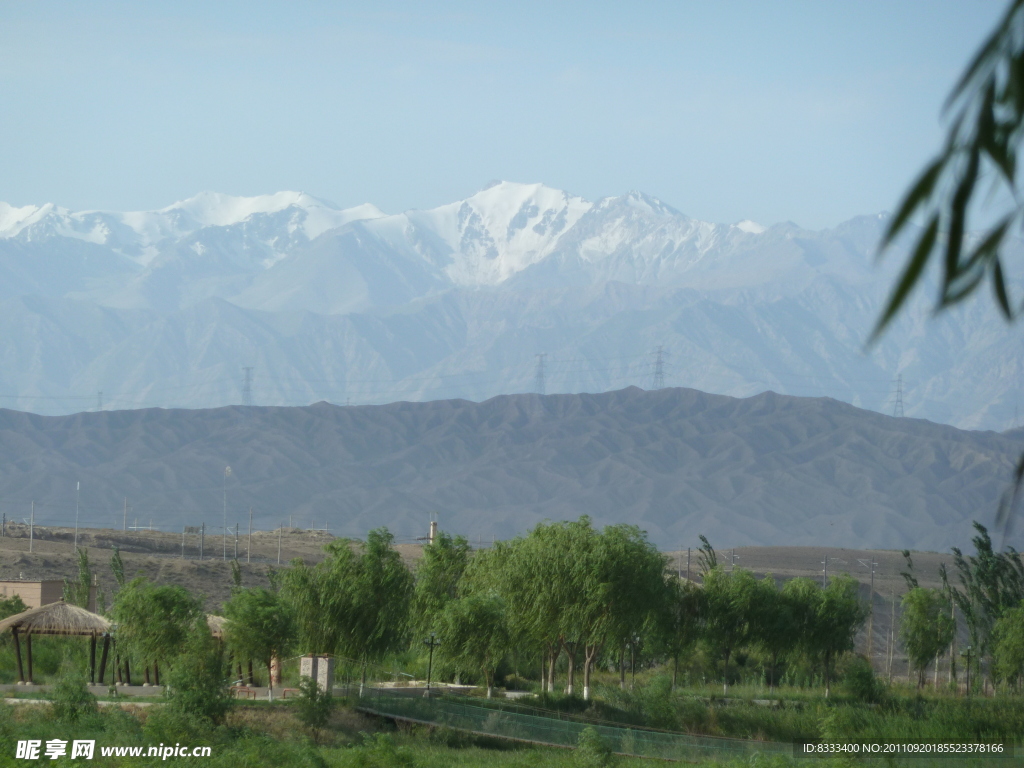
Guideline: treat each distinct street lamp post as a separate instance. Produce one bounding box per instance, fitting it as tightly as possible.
[423,633,440,697]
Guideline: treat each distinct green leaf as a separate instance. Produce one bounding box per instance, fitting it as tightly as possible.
[882,158,944,247]
[993,257,1014,319]
[871,216,939,342]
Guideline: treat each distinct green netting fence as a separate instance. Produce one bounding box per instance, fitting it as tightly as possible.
[356,687,791,762]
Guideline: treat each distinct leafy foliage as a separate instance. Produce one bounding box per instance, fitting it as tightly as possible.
[994,600,1024,687]
[49,659,98,723]
[112,578,201,667]
[412,530,470,635]
[110,546,125,589]
[949,523,1024,680]
[0,594,27,620]
[223,586,293,689]
[62,548,92,608]
[900,587,956,687]
[877,0,1024,334]
[163,617,232,725]
[295,674,334,741]
[437,594,510,696]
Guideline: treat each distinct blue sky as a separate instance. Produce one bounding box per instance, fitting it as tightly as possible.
[0,1,1006,228]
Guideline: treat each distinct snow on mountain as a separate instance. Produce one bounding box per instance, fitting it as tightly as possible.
[0,182,1020,433]
[0,192,386,267]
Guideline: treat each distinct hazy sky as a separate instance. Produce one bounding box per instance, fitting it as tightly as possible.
[0,1,1006,228]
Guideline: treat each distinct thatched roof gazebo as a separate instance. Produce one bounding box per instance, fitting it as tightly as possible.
[0,600,112,685]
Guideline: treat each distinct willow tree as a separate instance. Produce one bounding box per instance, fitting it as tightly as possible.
[701,567,758,694]
[223,587,294,694]
[436,594,510,698]
[111,578,201,686]
[412,531,470,635]
[342,528,414,692]
[900,587,956,688]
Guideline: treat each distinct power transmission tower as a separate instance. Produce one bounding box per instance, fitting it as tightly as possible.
[534,353,547,395]
[652,346,666,390]
[96,391,103,411]
[892,374,904,418]
[241,367,253,407]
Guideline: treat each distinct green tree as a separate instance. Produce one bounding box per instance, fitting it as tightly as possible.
[163,616,232,725]
[592,524,670,699]
[0,595,27,620]
[786,575,867,697]
[900,587,956,688]
[701,567,759,693]
[993,601,1024,689]
[655,576,703,691]
[281,545,356,656]
[948,523,1024,686]
[342,528,414,691]
[62,548,92,608]
[110,546,125,589]
[751,575,796,692]
[112,578,201,685]
[412,530,470,635]
[223,587,293,695]
[437,594,510,697]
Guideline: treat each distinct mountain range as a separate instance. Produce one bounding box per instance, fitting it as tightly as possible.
[0,387,1020,551]
[0,181,1020,431]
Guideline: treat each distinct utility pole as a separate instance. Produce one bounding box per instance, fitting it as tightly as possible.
[123,498,127,531]
[181,526,186,559]
[96,391,103,411]
[858,558,878,658]
[2,513,5,538]
[423,634,441,697]
[200,523,205,561]
[247,508,253,564]
[892,374,904,418]
[686,548,690,581]
[962,646,974,696]
[234,523,239,560]
[277,523,282,565]
[822,555,828,587]
[887,589,896,683]
[534,353,547,395]
[29,501,34,554]
[223,466,231,561]
[74,481,80,552]
[652,346,666,390]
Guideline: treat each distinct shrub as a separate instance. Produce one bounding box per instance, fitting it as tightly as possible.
[164,619,232,725]
[838,655,884,704]
[575,726,614,767]
[49,661,98,724]
[295,675,333,740]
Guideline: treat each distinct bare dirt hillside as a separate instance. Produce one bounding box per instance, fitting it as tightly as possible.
[0,387,1021,552]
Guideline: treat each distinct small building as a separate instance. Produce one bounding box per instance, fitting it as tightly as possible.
[0,579,96,612]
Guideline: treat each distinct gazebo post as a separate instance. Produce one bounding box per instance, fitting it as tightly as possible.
[98,635,110,685]
[154,661,160,687]
[124,656,132,686]
[90,635,97,684]
[12,628,23,683]
[26,632,33,684]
